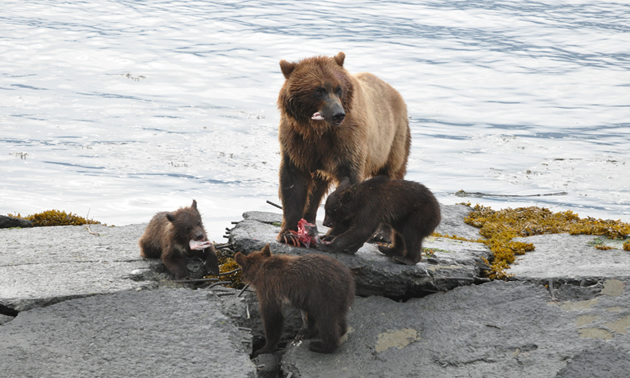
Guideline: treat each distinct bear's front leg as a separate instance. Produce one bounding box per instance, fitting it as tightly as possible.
[253,302,285,357]
[277,158,310,246]
[302,174,332,224]
[322,224,376,254]
[162,252,189,280]
[321,219,352,242]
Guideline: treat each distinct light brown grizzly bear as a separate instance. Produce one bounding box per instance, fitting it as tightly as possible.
[234,244,355,356]
[276,52,410,246]
[138,200,219,279]
[319,176,441,265]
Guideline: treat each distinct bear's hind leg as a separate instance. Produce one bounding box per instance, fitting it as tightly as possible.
[139,237,162,259]
[378,230,406,259]
[338,317,348,337]
[297,311,319,340]
[309,318,340,354]
[397,214,427,265]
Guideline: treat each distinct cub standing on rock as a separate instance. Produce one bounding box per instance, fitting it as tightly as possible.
[319,176,441,265]
[276,51,411,246]
[138,200,219,279]
[234,244,355,356]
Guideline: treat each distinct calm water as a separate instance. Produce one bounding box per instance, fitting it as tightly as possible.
[1,0,629,242]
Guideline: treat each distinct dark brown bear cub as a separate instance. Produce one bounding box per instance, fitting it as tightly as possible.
[235,244,354,356]
[138,200,219,279]
[320,176,441,265]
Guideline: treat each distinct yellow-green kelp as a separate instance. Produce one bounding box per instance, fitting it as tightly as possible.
[465,204,630,279]
[434,204,630,280]
[205,249,244,289]
[9,210,100,227]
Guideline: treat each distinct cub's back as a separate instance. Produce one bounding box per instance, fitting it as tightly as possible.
[278,254,355,300]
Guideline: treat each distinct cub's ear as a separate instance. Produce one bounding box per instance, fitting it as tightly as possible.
[261,243,272,257]
[234,252,247,267]
[191,199,197,209]
[166,213,175,223]
[337,176,351,191]
[280,60,296,79]
[334,52,345,67]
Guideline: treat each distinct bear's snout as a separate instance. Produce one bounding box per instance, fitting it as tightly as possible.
[193,231,205,241]
[332,111,345,124]
[323,217,333,228]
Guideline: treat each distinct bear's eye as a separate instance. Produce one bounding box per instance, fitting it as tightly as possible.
[314,88,325,97]
[336,86,342,96]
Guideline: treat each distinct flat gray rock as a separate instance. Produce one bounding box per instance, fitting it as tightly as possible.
[510,234,630,280]
[0,224,156,311]
[282,279,630,378]
[230,205,492,298]
[0,289,256,378]
[0,214,33,228]
[0,314,13,325]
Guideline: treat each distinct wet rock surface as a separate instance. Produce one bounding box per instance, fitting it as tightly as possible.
[230,205,630,377]
[0,289,256,378]
[1,204,629,377]
[0,224,157,311]
[510,233,630,279]
[282,279,630,378]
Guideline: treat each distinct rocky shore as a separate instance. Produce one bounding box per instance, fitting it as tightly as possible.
[1,205,629,377]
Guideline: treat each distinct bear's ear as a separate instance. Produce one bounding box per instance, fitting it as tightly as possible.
[166,213,175,223]
[261,243,272,257]
[191,199,197,209]
[338,176,351,191]
[280,60,296,79]
[334,52,345,67]
[234,252,247,268]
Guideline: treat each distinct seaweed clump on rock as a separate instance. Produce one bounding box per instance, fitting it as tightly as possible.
[204,247,244,289]
[463,205,630,280]
[8,210,101,227]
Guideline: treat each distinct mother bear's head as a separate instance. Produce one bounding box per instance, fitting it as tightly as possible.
[278,52,354,127]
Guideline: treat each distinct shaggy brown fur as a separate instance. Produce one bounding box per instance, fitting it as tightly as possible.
[235,244,355,356]
[276,52,410,245]
[320,176,441,265]
[138,200,218,279]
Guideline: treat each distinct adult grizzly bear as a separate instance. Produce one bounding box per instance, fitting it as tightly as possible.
[235,244,354,355]
[138,200,219,279]
[319,176,441,265]
[276,52,410,245]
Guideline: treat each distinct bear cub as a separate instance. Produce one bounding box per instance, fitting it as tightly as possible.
[319,176,441,265]
[138,200,219,279]
[235,244,355,356]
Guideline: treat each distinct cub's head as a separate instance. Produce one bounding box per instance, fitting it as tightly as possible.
[166,199,206,243]
[323,177,356,228]
[234,244,272,282]
[278,52,354,127]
